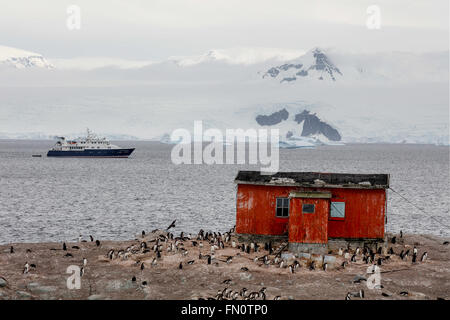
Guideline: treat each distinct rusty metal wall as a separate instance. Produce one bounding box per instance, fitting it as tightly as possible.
[235,184,386,240]
[327,188,386,239]
[289,198,329,244]
[235,184,291,235]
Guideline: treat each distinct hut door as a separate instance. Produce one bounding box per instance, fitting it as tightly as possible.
[289,197,329,244]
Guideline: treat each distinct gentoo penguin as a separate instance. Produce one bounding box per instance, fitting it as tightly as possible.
[413,247,418,255]
[63,242,67,251]
[240,288,248,297]
[166,220,176,231]
[377,247,382,254]
[231,241,236,248]
[223,279,232,284]
[421,252,428,262]
[274,296,281,300]
[23,262,29,274]
[388,247,394,255]
[246,245,250,254]
[400,230,403,238]
[391,236,396,244]
[10,246,14,254]
[140,262,145,271]
[80,267,84,277]
[377,257,382,266]
[351,254,357,262]
[341,261,347,269]
[323,262,328,271]
[226,256,233,264]
[72,246,80,250]
[83,257,87,266]
[207,255,212,265]
[178,262,183,269]
[259,287,267,300]
[338,248,343,256]
[89,235,94,242]
[345,293,352,300]
[78,235,82,242]
[131,276,136,282]
[64,253,73,257]
[142,281,147,286]
[288,264,294,274]
[399,250,405,260]
[412,253,417,263]
[241,267,249,272]
[280,261,285,269]
[359,289,365,298]
[355,247,360,255]
[95,240,100,247]
[187,260,195,265]
[152,258,157,266]
[141,230,145,238]
[309,261,315,271]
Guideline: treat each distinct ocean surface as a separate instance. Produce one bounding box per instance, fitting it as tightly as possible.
[0,140,448,244]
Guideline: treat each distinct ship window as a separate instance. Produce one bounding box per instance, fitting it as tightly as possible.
[330,202,345,218]
[302,204,315,214]
[276,197,289,217]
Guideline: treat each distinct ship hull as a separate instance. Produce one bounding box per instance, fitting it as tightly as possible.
[47,148,135,158]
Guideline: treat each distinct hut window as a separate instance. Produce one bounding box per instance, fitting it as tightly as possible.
[276,198,289,217]
[330,202,345,218]
[302,204,315,214]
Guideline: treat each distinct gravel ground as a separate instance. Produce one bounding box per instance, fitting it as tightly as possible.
[0,231,448,300]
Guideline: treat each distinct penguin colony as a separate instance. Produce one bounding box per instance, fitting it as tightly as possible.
[4,227,443,300]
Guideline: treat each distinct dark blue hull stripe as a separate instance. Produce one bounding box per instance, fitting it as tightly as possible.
[47,148,135,158]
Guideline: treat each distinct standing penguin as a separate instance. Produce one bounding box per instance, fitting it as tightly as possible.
[63,242,67,251]
[23,262,29,274]
[421,252,428,262]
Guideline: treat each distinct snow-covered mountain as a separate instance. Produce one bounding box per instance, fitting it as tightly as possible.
[260,47,448,84]
[169,47,306,67]
[0,45,448,146]
[262,48,343,82]
[0,45,53,69]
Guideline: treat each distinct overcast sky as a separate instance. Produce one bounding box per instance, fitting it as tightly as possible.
[0,0,448,59]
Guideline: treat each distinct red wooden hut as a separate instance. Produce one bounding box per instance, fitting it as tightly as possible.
[235,171,390,253]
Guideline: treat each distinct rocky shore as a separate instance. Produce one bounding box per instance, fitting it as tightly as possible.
[0,230,448,300]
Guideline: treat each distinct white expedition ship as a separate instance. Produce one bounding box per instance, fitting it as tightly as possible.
[47,129,135,158]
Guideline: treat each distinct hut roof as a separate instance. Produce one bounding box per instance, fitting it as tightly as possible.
[235,171,389,189]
